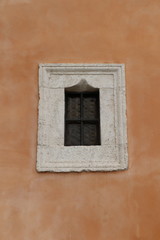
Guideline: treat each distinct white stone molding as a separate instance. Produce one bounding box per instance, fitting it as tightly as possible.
[37,64,128,172]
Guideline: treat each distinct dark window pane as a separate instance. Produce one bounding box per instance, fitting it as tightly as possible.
[65,123,81,146]
[65,91,100,146]
[66,95,80,120]
[83,95,99,119]
[83,123,100,145]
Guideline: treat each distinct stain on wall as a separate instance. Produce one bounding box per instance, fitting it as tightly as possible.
[0,0,160,239]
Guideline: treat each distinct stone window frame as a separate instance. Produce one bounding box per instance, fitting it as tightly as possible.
[37,63,128,172]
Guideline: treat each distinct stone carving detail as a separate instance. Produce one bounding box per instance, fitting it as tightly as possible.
[66,79,98,92]
[37,64,128,172]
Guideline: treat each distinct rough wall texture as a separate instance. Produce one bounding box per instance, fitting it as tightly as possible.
[0,0,160,239]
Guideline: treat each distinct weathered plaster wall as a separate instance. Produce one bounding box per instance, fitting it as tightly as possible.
[0,0,160,239]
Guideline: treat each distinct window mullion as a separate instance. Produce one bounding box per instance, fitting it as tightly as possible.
[80,92,83,145]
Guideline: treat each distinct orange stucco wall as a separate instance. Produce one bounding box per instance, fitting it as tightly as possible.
[1,0,160,239]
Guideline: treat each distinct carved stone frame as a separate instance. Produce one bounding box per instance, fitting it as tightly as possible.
[37,64,128,172]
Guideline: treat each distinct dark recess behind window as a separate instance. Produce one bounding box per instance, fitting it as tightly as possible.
[65,91,101,146]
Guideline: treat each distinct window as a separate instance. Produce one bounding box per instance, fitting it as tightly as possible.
[37,64,128,172]
[65,90,100,146]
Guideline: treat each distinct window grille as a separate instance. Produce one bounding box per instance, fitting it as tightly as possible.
[65,91,101,146]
